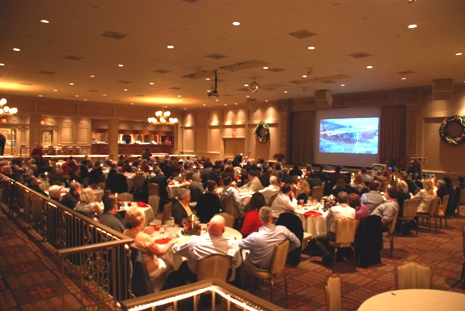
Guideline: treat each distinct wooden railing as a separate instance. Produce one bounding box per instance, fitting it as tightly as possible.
[0,175,134,309]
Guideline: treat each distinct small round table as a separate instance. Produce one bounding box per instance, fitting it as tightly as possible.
[358,289,465,311]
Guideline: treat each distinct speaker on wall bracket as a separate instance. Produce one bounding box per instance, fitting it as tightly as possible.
[314,90,333,108]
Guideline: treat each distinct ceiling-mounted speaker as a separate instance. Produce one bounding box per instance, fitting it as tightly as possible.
[433,79,454,100]
[314,90,333,108]
[247,99,258,112]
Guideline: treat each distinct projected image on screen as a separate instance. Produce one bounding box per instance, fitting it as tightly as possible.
[319,117,379,154]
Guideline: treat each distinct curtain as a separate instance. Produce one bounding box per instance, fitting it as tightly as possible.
[379,105,406,164]
[290,111,315,165]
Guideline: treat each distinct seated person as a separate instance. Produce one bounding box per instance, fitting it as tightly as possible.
[61,181,81,209]
[296,180,311,204]
[171,188,194,225]
[371,188,399,228]
[360,182,385,213]
[240,170,263,192]
[99,196,125,233]
[74,187,102,218]
[414,179,436,213]
[220,176,244,215]
[309,192,355,266]
[259,175,280,205]
[270,183,297,219]
[239,206,300,271]
[124,207,177,287]
[48,185,62,203]
[188,173,204,202]
[241,192,266,237]
[196,180,222,223]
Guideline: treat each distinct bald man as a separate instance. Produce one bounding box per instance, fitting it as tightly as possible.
[169,215,241,285]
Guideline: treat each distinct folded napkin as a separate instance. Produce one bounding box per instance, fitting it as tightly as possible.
[153,226,162,231]
[304,210,323,218]
[137,202,149,207]
[155,238,171,244]
[169,182,175,185]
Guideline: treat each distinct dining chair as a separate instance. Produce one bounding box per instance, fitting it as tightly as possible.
[129,247,154,297]
[148,194,160,217]
[162,201,172,223]
[435,195,449,229]
[148,183,159,197]
[395,261,432,289]
[459,189,465,216]
[325,275,341,311]
[311,185,324,202]
[216,212,235,228]
[196,254,233,281]
[223,196,239,217]
[398,197,419,236]
[417,197,440,232]
[383,209,399,257]
[269,192,279,206]
[243,239,290,301]
[328,218,358,269]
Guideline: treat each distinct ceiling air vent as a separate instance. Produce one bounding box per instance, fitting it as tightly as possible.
[101,31,127,40]
[398,70,415,75]
[63,55,83,61]
[153,69,170,74]
[39,70,55,75]
[206,53,227,59]
[348,52,371,58]
[267,67,284,72]
[288,29,316,39]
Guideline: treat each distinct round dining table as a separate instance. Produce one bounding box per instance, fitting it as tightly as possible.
[358,289,465,311]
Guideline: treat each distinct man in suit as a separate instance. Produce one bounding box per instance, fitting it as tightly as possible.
[143,168,169,204]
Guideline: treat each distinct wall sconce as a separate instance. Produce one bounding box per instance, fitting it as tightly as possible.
[40,120,45,125]
[0,118,6,123]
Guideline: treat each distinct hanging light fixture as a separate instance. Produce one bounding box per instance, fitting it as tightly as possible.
[0,98,18,116]
[148,105,178,125]
[249,80,260,93]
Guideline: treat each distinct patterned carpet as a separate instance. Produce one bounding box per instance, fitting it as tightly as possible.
[1,206,464,311]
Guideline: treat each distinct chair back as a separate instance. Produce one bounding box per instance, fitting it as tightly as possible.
[148,195,160,216]
[428,196,440,216]
[162,201,172,223]
[148,183,159,196]
[437,195,449,216]
[270,239,290,275]
[325,275,341,311]
[389,209,399,235]
[117,192,134,202]
[133,174,146,189]
[223,196,239,217]
[395,261,432,289]
[196,254,231,281]
[312,186,324,202]
[269,192,279,205]
[130,247,154,297]
[334,218,358,246]
[460,189,465,205]
[216,212,235,228]
[403,197,419,220]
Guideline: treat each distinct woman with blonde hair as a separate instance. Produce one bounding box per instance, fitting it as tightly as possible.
[124,207,177,288]
[414,179,436,213]
[396,180,411,217]
[74,187,102,218]
[297,180,311,204]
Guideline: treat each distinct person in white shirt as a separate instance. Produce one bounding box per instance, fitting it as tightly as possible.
[259,175,281,205]
[309,191,356,266]
[240,170,263,192]
[270,183,297,218]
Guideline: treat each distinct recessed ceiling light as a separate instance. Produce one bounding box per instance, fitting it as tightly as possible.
[118,64,124,67]
[244,84,249,87]
[224,103,227,106]
[130,103,134,105]
[75,95,79,97]
[408,24,417,29]
[302,75,307,78]
[123,89,128,91]
[367,65,373,69]
[246,95,250,98]
[0,63,4,66]
[38,95,42,97]
[284,91,288,93]
[167,45,174,49]
[206,78,210,81]
[13,48,20,52]
[232,21,240,26]
[401,77,407,80]
[340,84,345,87]
[90,74,95,78]
[178,95,181,97]
[265,100,268,102]
[103,94,107,96]
[215,99,219,102]
[40,19,49,24]
[203,104,206,106]
[53,89,57,92]
[308,46,315,50]
[263,66,268,70]
[234,103,238,105]
[150,82,154,85]
[456,52,463,56]
[184,108,187,110]
[69,82,74,85]
[84,99,87,101]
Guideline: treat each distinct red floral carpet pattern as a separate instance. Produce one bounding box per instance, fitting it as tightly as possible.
[1,207,465,310]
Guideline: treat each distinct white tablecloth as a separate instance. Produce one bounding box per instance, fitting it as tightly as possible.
[117,201,155,225]
[294,204,330,237]
[358,289,465,311]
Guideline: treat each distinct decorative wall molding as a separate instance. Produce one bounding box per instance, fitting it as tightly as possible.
[333,92,394,107]
[403,88,422,104]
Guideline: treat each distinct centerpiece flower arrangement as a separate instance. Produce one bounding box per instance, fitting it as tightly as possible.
[182,222,202,236]
[387,157,408,171]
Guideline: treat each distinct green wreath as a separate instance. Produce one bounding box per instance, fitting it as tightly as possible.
[439,115,465,145]
[254,122,270,143]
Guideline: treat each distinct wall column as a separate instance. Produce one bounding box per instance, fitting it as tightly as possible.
[29,114,42,149]
[108,119,119,160]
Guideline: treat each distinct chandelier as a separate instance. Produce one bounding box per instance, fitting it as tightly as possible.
[148,106,178,125]
[0,98,18,116]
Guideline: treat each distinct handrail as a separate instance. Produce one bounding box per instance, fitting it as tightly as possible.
[56,239,131,255]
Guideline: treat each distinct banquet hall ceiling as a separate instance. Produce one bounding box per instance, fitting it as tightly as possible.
[1,0,464,111]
